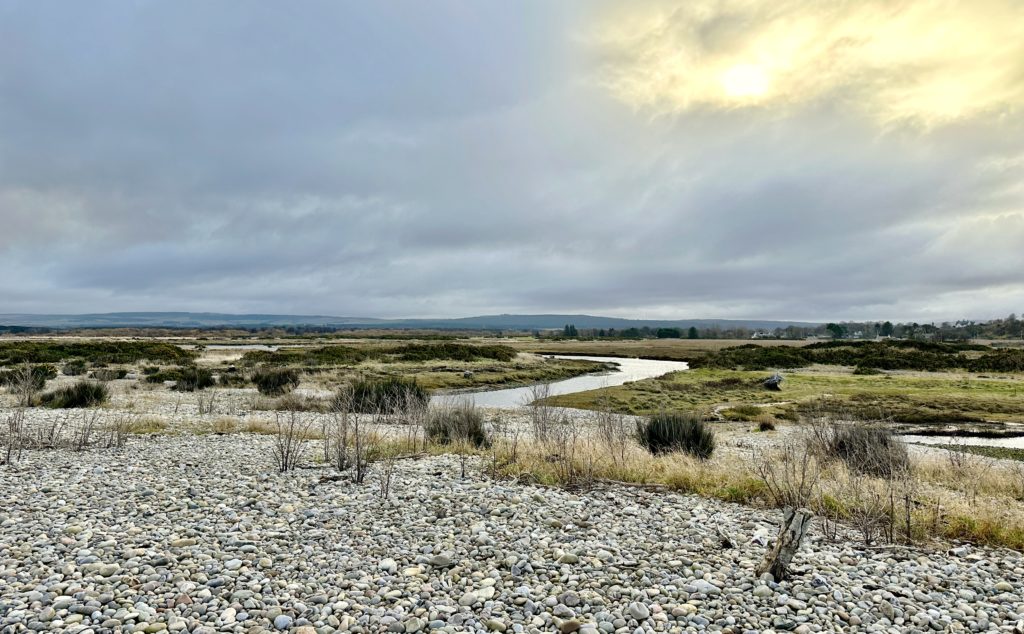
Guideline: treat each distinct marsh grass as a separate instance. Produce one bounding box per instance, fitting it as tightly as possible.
[546,365,1024,424]
[38,381,110,408]
[449,414,1024,550]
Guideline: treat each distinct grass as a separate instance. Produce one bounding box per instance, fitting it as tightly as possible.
[38,381,110,408]
[475,430,1024,549]
[544,366,1024,424]
[943,445,1024,462]
[350,376,429,413]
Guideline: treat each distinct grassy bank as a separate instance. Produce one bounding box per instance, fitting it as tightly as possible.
[544,366,1024,424]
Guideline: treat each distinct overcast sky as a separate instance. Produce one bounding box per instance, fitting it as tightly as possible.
[2,1,1022,322]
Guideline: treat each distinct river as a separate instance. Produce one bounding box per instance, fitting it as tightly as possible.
[432,355,689,409]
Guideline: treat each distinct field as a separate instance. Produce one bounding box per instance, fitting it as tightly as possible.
[3,332,1024,633]
[545,365,1024,425]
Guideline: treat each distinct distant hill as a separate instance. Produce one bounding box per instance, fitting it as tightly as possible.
[0,312,819,331]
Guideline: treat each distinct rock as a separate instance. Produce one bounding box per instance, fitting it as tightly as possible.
[273,615,293,630]
[486,619,508,632]
[428,554,454,568]
[559,620,581,633]
[627,603,650,620]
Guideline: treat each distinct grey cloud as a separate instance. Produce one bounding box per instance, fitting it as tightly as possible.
[0,1,1022,321]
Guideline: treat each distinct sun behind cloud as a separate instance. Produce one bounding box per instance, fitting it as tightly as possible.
[591,0,1024,125]
[720,63,771,99]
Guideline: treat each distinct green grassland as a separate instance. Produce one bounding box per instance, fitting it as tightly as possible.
[545,366,1024,424]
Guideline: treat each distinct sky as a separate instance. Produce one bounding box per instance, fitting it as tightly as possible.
[1,0,1022,322]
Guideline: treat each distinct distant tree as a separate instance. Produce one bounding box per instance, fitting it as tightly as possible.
[656,327,681,339]
[562,324,578,337]
[826,323,846,340]
[880,321,894,337]
[687,326,699,339]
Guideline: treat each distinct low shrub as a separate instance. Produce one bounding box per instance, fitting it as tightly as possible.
[39,381,109,408]
[62,360,87,376]
[143,366,215,391]
[0,341,195,365]
[90,368,128,381]
[821,425,909,477]
[242,345,371,367]
[217,373,249,388]
[349,377,429,413]
[173,367,215,392]
[273,392,327,412]
[142,366,161,375]
[757,417,776,432]
[393,343,516,363]
[251,367,300,395]
[637,412,715,459]
[426,403,490,448]
[0,364,57,390]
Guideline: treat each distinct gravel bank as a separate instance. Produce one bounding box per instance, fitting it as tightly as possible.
[2,435,1023,633]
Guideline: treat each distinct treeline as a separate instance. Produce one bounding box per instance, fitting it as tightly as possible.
[552,324,818,340]
[823,315,1024,341]
[548,314,1024,342]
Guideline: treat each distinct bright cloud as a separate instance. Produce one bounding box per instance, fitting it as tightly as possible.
[593,0,1024,125]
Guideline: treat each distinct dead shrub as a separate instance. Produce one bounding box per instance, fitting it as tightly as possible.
[272,410,314,472]
[2,409,26,465]
[755,444,820,509]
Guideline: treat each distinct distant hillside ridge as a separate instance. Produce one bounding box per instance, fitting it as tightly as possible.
[0,312,820,330]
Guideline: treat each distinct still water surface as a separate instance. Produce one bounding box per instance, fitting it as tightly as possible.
[432,355,689,409]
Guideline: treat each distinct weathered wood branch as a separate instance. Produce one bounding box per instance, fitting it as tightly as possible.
[756,507,813,581]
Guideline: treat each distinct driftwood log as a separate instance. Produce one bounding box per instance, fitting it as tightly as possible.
[762,372,784,391]
[756,507,812,581]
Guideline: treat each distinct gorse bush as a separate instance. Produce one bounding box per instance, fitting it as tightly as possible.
[39,381,109,408]
[0,341,195,365]
[143,366,215,391]
[90,368,128,381]
[426,403,490,448]
[691,340,1013,372]
[394,343,516,363]
[637,412,715,460]
[251,367,301,395]
[349,377,429,413]
[62,360,87,376]
[172,367,215,392]
[241,345,370,367]
[216,373,249,388]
